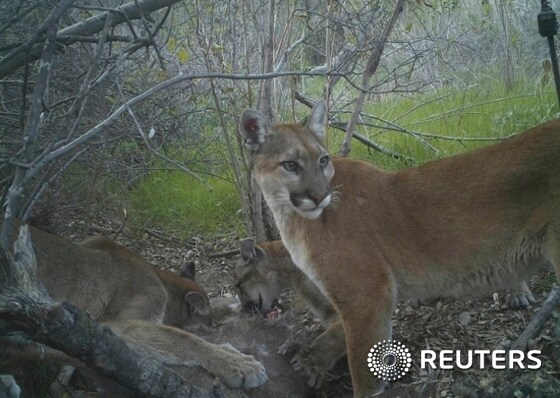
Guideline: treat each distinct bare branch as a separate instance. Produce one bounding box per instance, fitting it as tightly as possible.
[0,1,43,36]
[0,0,182,79]
[339,0,405,157]
[274,31,306,73]
[0,0,75,68]
[294,92,414,163]
[20,69,344,188]
[1,17,60,247]
[116,78,211,189]
[329,121,414,163]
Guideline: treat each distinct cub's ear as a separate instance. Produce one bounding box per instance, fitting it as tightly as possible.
[306,100,327,142]
[240,238,266,263]
[184,291,210,316]
[179,261,196,280]
[239,109,269,153]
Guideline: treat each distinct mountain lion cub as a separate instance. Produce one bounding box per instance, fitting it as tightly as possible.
[239,101,560,397]
[235,238,345,388]
[29,225,267,390]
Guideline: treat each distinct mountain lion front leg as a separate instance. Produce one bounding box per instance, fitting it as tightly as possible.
[342,293,394,397]
[290,318,346,388]
[105,319,268,389]
[330,270,396,398]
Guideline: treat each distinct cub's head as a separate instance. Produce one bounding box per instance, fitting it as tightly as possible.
[157,262,211,328]
[239,101,334,219]
[234,239,288,316]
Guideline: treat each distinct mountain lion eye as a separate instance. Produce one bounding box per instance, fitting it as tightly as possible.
[319,155,330,168]
[281,161,299,172]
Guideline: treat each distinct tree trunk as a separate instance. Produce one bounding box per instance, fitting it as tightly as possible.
[253,0,279,241]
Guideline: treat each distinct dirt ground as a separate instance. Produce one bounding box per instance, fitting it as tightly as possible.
[5,206,560,397]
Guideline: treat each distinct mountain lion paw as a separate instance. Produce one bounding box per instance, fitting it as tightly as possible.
[506,291,536,309]
[212,344,268,389]
[290,346,327,388]
[408,296,440,308]
[219,343,243,354]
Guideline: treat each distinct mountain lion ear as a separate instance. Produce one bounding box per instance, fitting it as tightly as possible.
[240,238,266,263]
[179,261,196,280]
[306,100,327,142]
[184,291,210,316]
[239,109,269,153]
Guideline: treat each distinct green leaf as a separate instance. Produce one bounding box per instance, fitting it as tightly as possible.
[177,48,189,64]
[167,37,177,52]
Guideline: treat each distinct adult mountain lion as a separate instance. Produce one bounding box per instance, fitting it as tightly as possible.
[239,101,560,397]
[27,225,267,391]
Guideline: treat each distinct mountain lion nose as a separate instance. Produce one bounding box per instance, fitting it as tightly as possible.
[290,191,331,207]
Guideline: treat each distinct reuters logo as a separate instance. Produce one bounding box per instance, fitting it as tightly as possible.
[367,340,412,381]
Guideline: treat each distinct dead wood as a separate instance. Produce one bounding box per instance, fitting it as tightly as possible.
[510,287,560,351]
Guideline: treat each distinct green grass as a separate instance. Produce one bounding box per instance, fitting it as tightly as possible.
[328,80,559,170]
[61,162,130,214]
[128,79,559,239]
[129,171,243,240]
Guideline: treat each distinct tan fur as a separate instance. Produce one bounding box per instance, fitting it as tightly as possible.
[193,301,320,398]
[235,239,345,388]
[236,239,336,322]
[239,101,560,397]
[30,226,267,390]
[234,237,534,386]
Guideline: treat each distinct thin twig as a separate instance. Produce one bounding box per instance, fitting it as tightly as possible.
[115,78,211,189]
[134,0,166,70]
[111,209,129,241]
[21,148,87,222]
[0,1,43,36]
[0,0,183,79]
[64,12,115,142]
[330,121,414,163]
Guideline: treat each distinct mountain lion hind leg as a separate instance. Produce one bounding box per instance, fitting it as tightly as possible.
[506,281,536,309]
[545,221,560,287]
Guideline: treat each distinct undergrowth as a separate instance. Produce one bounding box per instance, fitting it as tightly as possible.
[63,78,560,240]
[129,171,243,240]
[328,79,559,169]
